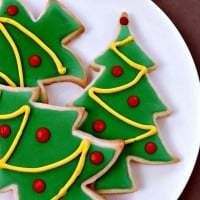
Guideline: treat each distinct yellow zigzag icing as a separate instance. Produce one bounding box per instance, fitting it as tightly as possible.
[88,36,157,144]
[0,105,91,199]
[0,17,67,87]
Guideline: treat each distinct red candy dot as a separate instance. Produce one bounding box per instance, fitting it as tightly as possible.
[29,55,41,67]
[0,125,11,138]
[93,120,106,133]
[120,16,129,25]
[111,66,123,77]
[145,142,157,154]
[32,179,46,193]
[36,128,50,143]
[7,5,18,16]
[127,96,140,107]
[90,151,104,165]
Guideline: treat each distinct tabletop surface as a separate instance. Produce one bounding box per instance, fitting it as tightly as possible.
[153,0,200,199]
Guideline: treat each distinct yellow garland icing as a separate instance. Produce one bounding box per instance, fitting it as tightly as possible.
[52,140,90,200]
[0,23,21,87]
[1,140,90,173]
[0,72,17,87]
[89,36,157,144]
[0,105,30,163]
[0,17,67,87]
[0,105,91,199]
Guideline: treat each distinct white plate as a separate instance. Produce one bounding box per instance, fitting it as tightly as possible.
[1,0,200,200]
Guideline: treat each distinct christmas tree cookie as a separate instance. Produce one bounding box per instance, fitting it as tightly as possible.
[0,86,124,200]
[73,12,178,193]
[0,0,87,102]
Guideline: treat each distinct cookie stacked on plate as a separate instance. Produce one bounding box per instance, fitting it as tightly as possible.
[0,0,178,199]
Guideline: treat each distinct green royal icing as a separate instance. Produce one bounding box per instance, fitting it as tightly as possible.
[0,0,85,88]
[0,88,119,200]
[74,15,175,191]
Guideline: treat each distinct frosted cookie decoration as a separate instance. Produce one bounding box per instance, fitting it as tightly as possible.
[0,86,124,200]
[0,0,86,102]
[74,12,178,193]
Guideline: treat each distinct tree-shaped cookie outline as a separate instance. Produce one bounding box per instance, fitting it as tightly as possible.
[0,0,87,102]
[0,86,124,200]
[73,12,179,193]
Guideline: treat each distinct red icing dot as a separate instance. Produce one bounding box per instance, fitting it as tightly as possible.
[90,151,104,165]
[7,5,18,16]
[36,128,50,143]
[0,125,11,138]
[112,66,123,77]
[120,16,129,25]
[127,96,140,107]
[145,142,157,154]
[32,179,46,193]
[29,55,41,67]
[93,120,106,133]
